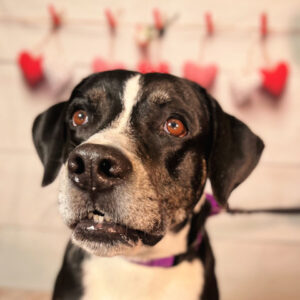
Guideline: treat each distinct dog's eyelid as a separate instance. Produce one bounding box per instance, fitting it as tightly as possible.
[168,114,188,128]
[67,101,95,119]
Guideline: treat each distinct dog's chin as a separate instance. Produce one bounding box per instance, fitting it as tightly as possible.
[71,234,140,257]
[70,218,163,257]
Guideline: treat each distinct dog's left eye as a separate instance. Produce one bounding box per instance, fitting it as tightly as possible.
[72,110,89,127]
[164,118,187,137]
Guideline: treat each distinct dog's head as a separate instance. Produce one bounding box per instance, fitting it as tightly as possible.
[32,70,264,256]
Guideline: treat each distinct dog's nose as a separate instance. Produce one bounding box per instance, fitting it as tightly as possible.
[67,144,132,192]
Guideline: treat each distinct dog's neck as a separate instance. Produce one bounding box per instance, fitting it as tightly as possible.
[124,193,207,263]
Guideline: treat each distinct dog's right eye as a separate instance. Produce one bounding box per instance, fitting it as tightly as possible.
[164,118,187,137]
[72,110,89,127]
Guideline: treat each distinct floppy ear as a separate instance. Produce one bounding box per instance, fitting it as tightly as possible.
[32,101,67,186]
[207,96,264,205]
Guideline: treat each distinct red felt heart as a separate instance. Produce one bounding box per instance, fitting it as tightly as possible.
[137,60,170,74]
[157,62,170,73]
[18,51,44,86]
[183,62,218,89]
[92,58,125,73]
[260,62,289,97]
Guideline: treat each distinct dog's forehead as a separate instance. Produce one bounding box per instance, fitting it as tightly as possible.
[141,73,191,101]
[74,71,194,109]
[120,73,189,120]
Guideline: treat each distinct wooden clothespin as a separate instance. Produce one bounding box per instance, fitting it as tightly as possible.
[48,4,62,30]
[105,9,117,34]
[153,8,164,31]
[260,12,268,38]
[205,12,214,36]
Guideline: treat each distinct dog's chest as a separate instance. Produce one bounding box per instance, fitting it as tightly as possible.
[81,256,204,300]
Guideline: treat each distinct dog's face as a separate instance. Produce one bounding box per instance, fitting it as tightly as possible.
[32,70,264,257]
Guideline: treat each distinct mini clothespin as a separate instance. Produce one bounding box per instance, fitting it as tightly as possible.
[205,12,214,36]
[135,24,157,50]
[153,8,165,37]
[260,13,268,38]
[105,9,117,34]
[48,4,62,30]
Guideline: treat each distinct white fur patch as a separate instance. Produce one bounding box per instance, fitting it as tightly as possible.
[83,75,141,151]
[117,74,141,132]
[82,256,204,300]
[127,224,191,260]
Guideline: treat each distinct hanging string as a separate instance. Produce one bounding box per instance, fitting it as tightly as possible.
[198,12,215,62]
[105,9,118,63]
[259,13,272,67]
[1,14,300,35]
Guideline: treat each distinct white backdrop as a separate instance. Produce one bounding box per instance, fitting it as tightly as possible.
[0,0,300,299]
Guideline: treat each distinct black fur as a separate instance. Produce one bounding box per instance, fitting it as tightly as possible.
[205,93,264,205]
[32,101,67,186]
[52,241,87,300]
[32,70,264,300]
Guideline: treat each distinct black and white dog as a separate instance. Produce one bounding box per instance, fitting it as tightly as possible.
[32,70,264,300]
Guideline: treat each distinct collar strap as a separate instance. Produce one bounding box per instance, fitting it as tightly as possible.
[133,256,175,268]
[129,193,221,268]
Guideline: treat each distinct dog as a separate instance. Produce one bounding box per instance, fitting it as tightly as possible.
[32,70,264,300]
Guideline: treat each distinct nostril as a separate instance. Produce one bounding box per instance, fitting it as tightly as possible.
[68,156,85,175]
[98,159,118,178]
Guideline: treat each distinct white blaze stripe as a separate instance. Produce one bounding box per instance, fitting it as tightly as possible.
[116,74,141,132]
[84,74,141,149]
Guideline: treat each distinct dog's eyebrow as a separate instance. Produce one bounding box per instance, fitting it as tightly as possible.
[147,90,172,105]
[86,88,106,101]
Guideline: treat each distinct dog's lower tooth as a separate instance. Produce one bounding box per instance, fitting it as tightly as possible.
[99,216,104,223]
[93,215,99,223]
[104,216,111,222]
[88,213,93,220]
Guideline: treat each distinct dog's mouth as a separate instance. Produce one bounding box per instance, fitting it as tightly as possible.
[72,209,162,248]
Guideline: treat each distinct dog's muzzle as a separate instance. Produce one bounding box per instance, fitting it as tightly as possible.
[68,143,132,192]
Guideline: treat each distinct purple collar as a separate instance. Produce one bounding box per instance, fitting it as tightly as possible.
[129,194,221,268]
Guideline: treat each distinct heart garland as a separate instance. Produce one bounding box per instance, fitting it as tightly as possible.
[182,13,218,89]
[92,10,126,74]
[18,49,74,95]
[18,53,289,99]
[17,5,72,92]
[92,57,125,73]
[258,15,289,97]
[17,9,290,102]
[230,14,289,105]
[183,61,218,89]
[44,56,73,96]
[18,51,44,86]
[229,72,261,106]
[137,60,170,74]
[230,62,289,106]
[135,9,172,74]
[260,62,289,97]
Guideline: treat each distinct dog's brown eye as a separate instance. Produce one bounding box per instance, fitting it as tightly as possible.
[72,110,88,127]
[164,118,187,137]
